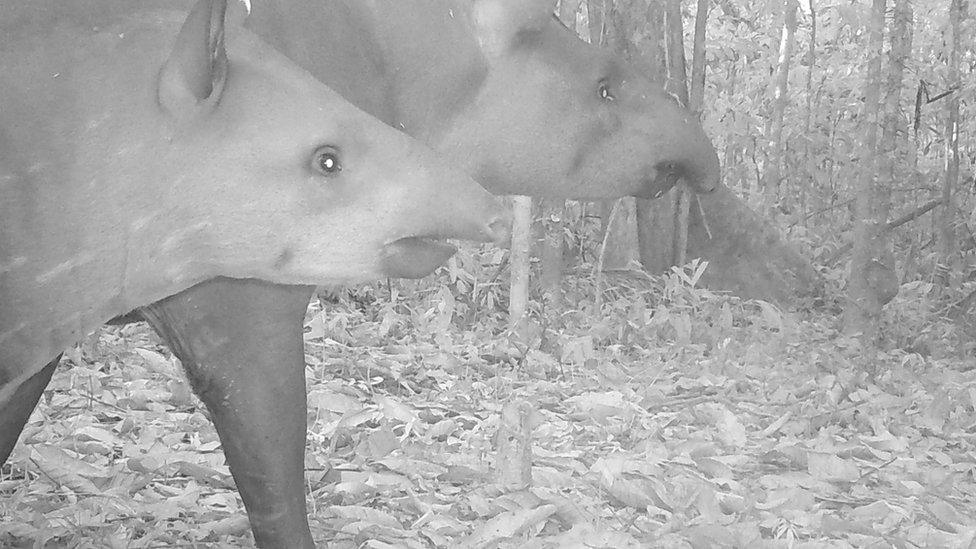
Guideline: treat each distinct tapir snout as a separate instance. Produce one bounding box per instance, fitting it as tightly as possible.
[642,94,722,197]
[649,139,722,198]
[369,151,511,280]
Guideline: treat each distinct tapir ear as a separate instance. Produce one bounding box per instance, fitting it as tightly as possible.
[158,0,229,117]
[472,0,554,57]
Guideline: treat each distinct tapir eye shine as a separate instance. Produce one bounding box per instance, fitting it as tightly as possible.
[311,146,342,176]
[598,80,614,102]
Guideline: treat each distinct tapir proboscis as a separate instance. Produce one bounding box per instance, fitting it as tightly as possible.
[2,0,723,547]
[0,0,508,541]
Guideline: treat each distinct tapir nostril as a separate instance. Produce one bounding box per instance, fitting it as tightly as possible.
[656,158,719,195]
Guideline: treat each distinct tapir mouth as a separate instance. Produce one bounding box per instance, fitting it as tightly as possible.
[652,159,720,197]
[380,236,458,279]
[636,170,682,200]
[649,171,682,199]
[641,160,718,199]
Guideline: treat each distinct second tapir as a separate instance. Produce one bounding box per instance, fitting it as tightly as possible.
[3,0,723,547]
[0,0,507,535]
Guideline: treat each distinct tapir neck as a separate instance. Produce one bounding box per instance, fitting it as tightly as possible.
[248,0,487,144]
[365,0,489,143]
[246,0,398,125]
[0,11,220,375]
[0,212,217,379]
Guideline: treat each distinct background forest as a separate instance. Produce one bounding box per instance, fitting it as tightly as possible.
[546,0,976,349]
[2,0,976,548]
[699,0,975,341]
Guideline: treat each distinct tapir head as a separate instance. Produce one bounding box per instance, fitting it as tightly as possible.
[152,0,508,287]
[438,0,720,200]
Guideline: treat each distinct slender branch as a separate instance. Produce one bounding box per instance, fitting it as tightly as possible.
[825,199,941,265]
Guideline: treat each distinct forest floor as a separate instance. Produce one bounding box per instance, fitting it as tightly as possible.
[2,264,976,548]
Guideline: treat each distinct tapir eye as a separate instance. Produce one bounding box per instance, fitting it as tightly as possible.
[312,146,342,176]
[598,80,614,102]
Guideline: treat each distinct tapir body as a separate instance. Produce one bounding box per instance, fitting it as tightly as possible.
[0,0,506,535]
[2,1,721,547]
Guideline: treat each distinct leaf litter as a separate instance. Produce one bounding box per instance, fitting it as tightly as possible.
[2,260,975,548]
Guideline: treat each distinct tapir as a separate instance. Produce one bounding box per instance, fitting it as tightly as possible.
[1,0,722,547]
[0,0,507,535]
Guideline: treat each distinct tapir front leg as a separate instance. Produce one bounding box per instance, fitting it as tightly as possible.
[0,356,60,465]
[140,278,316,549]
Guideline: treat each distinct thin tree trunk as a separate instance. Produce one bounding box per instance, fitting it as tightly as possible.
[689,0,708,114]
[634,0,671,272]
[673,189,691,267]
[540,202,564,308]
[637,194,676,273]
[723,60,738,185]
[663,0,689,105]
[910,81,923,192]
[801,0,817,222]
[600,198,639,270]
[802,0,816,144]
[873,0,912,289]
[606,0,666,76]
[578,0,593,42]
[632,0,703,274]
[588,0,605,45]
[676,0,709,270]
[662,0,693,267]
[763,2,786,139]
[596,200,623,310]
[605,0,663,272]
[937,0,964,286]
[509,196,532,329]
[557,0,579,21]
[844,0,886,340]
[539,0,583,310]
[762,0,798,207]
